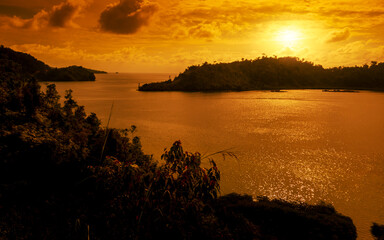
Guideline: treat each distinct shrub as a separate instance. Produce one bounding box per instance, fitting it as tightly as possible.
[0,60,358,240]
[87,140,222,239]
[371,222,384,240]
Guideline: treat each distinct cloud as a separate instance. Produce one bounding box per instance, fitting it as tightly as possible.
[326,28,350,43]
[10,43,161,65]
[48,2,78,27]
[0,0,89,30]
[0,10,47,29]
[99,0,158,34]
[320,8,384,18]
[153,1,312,40]
[316,40,384,67]
[0,5,38,18]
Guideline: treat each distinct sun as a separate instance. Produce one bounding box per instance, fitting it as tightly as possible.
[275,29,301,47]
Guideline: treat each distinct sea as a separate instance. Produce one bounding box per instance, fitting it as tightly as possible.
[46,73,384,239]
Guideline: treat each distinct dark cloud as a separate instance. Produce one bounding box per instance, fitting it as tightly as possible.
[48,2,77,27]
[0,5,38,18]
[99,0,158,34]
[0,0,88,29]
[326,28,350,43]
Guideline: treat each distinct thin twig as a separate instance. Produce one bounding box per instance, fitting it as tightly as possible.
[201,147,238,161]
[100,102,114,162]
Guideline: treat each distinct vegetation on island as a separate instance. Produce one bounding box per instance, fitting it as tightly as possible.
[35,65,96,82]
[0,45,99,81]
[139,57,384,91]
[85,68,108,74]
[1,56,374,240]
[0,56,359,239]
[371,223,384,240]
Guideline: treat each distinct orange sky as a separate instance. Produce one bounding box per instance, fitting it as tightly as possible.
[1,0,384,73]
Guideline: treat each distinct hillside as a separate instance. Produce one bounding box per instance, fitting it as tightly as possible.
[139,57,384,91]
[35,65,96,82]
[85,68,108,74]
[0,45,50,75]
[0,55,359,239]
[0,45,97,81]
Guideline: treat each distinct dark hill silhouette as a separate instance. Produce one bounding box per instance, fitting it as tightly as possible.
[0,45,100,81]
[0,45,50,75]
[85,68,108,74]
[0,56,358,239]
[35,65,96,82]
[139,57,384,91]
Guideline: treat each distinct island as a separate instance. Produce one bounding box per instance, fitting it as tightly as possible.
[138,57,384,91]
[0,45,102,81]
[0,49,364,239]
[35,65,96,82]
[85,68,108,74]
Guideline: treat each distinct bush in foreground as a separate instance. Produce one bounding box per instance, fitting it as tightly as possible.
[0,63,357,239]
[371,222,384,240]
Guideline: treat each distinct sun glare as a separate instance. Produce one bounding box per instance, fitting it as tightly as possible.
[276,29,301,47]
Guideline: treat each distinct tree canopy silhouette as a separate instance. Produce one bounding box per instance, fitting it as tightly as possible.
[0,53,357,240]
[139,57,384,91]
[0,45,97,81]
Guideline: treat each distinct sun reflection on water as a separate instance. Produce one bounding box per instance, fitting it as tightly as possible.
[52,76,384,239]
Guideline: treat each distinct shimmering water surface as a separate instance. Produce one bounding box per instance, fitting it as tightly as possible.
[49,73,384,239]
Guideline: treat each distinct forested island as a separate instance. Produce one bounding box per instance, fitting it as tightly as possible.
[139,57,384,91]
[0,45,100,81]
[85,68,108,74]
[3,50,384,239]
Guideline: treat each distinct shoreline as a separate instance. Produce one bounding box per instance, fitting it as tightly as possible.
[138,87,384,93]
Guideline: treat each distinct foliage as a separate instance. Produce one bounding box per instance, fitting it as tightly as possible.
[0,59,357,239]
[160,140,221,201]
[214,193,357,240]
[139,56,384,91]
[36,66,96,82]
[85,68,108,74]
[0,45,49,76]
[0,62,145,239]
[0,45,96,82]
[0,61,222,239]
[371,222,384,240]
[84,140,222,239]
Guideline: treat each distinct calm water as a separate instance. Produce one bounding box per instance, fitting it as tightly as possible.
[47,73,384,239]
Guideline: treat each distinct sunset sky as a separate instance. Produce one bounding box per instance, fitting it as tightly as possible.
[1,0,384,73]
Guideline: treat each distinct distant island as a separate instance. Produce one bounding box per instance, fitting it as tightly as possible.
[0,45,105,81]
[139,57,384,91]
[86,68,108,74]
[7,45,384,239]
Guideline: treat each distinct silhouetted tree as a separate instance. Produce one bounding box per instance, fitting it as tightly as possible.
[139,57,384,91]
[371,223,384,240]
